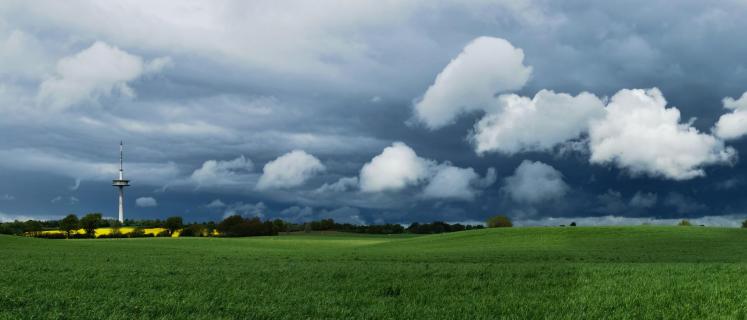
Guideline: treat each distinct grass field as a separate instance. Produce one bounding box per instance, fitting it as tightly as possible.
[3,226,747,319]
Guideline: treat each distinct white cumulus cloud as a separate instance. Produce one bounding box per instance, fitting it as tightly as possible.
[714,92,747,140]
[359,142,433,192]
[37,41,171,111]
[191,155,254,188]
[422,166,495,201]
[471,90,605,154]
[135,197,157,207]
[504,160,569,203]
[256,150,325,190]
[359,142,493,201]
[589,88,736,180]
[413,36,532,129]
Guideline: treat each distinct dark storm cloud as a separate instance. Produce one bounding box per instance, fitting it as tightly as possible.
[2,1,747,225]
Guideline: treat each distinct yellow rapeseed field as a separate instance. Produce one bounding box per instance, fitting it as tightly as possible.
[38,227,174,237]
[35,227,220,237]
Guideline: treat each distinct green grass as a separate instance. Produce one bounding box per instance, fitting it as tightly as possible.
[3,226,747,319]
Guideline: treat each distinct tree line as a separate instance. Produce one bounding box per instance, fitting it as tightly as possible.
[9,214,747,238]
[0,213,516,238]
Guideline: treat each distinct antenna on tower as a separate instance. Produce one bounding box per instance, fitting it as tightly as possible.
[119,140,124,172]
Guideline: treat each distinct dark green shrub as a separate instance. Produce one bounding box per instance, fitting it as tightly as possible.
[0,221,26,235]
[155,230,170,237]
[181,224,207,237]
[80,213,102,237]
[59,214,79,238]
[217,215,278,237]
[165,216,183,235]
[129,227,146,238]
[487,215,513,228]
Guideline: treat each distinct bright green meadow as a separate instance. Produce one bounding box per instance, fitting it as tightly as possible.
[3,226,747,319]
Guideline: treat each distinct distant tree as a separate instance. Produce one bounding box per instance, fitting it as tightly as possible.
[24,220,43,236]
[110,220,123,237]
[431,221,448,233]
[272,219,287,233]
[129,227,146,238]
[206,221,217,236]
[23,220,42,236]
[217,215,243,236]
[487,215,513,228]
[80,213,102,238]
[304,223,312,233]
[678,219,692,226]
[451,223,466,232]
[155,230,170,237]
[181,224,206,237]
[60,214,79,238]
[216,215,277,237]
[570,222,577,227]
[0,221,25,235]
[165,216,183,235]
[0,223,10,235]
[742,219,747,228]
[319,219,335,231]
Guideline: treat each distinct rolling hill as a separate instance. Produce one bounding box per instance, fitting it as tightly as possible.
[2,226,747,319]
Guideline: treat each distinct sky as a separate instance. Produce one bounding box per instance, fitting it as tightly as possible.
[2,0,747,226]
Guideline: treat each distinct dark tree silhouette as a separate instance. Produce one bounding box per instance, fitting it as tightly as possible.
[165,216,184,235]
[80,213,102,238]
[60,214,79,238]
[486,215,513,228]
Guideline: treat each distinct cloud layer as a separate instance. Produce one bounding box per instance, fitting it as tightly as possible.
[2,2,747,224]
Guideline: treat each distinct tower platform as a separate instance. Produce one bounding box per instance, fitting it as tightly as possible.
[113,179,130,187]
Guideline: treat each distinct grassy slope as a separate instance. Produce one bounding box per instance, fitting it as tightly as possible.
[2,227,747,319]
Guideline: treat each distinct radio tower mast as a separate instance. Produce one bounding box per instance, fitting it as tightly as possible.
[112,141,130,223]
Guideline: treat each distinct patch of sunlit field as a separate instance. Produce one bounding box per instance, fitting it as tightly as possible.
[3,227,747,319]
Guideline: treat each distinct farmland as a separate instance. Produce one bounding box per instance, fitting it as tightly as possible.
[3,226,747,319]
